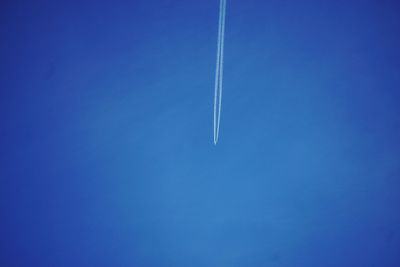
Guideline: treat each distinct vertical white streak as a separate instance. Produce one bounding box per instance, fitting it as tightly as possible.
[213,0,222,144]
[214,0,226,145]
[217,0,226,143]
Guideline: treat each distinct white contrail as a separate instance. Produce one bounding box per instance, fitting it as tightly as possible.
[213,0,226,145]
[213,0,223,144]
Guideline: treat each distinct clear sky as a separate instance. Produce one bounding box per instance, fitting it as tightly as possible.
[1,0,400,266]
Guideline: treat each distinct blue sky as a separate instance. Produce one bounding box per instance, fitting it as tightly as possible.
[1,0,400,266]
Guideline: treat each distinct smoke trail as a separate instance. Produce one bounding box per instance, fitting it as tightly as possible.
[214,0,226,145]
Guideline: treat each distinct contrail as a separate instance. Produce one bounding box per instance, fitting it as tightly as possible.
[213,0,226,145]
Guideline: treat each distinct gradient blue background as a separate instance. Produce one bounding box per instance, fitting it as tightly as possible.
[1,0,400,266]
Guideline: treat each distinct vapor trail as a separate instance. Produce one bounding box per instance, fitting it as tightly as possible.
[213,0,226,145]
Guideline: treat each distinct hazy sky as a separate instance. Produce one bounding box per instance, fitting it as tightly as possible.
[1,1,400,266]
